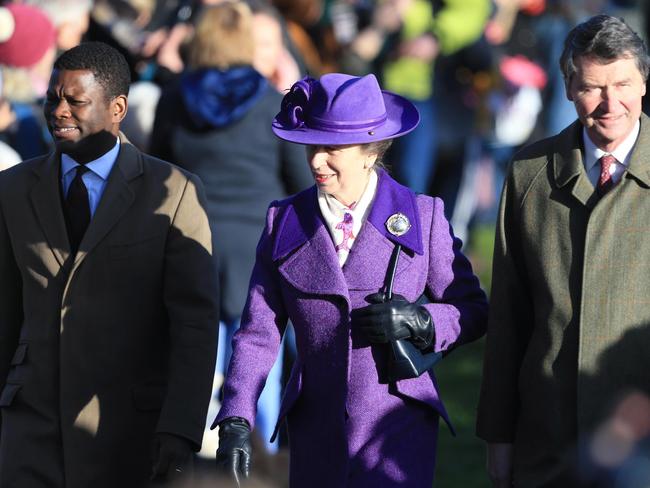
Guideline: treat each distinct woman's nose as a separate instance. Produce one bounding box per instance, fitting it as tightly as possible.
[309,149,327,170]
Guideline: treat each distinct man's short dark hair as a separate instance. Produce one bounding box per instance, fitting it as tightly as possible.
[54,42,131,101]
[560,14,650,84]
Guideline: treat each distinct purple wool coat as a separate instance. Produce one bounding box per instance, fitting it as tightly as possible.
[215,171,487,487]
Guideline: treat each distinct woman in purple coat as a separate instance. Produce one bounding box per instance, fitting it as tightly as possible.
[213,73,488,487]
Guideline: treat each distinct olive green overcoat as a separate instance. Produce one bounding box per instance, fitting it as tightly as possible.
[477,114,650,486]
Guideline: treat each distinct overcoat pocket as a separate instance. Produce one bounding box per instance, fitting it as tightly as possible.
[270,363,303,442]
[0,384,21,407]
[109,234,162,260]
[10,343,27,365]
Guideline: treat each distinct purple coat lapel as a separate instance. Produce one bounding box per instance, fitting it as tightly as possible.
[344,170,420,291]
[366,169,423,255]
[271,171,422,297]
[342,221,417,292]
[272,186,350,304]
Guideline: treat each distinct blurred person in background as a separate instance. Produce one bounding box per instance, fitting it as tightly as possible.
[343,0,491,196]
[135,0,234,81]
[577,325,650,487]
[477,14,650,487]
[585,390,650,488]
[149,0,312,457]
[129,0,306,90]
[23,0,93,53]
[249,0,301,93]
[0,70,21,171]
[88,0,166,82]
[120,78,161,151]
[270,0,326,75]
[0,3,56,160]
[449,0,554,242]
[213,72,487,487]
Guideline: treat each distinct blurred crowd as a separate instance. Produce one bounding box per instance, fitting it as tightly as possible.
[0,0,649,486]
[1,1,649,235]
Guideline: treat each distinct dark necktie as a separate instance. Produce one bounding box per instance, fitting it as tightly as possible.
[65,165,90,254]
[597,154,617,197]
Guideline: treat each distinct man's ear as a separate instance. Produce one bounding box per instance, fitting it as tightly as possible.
[111,95,128,123]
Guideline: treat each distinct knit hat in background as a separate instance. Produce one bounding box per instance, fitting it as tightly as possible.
[0,4,55,68]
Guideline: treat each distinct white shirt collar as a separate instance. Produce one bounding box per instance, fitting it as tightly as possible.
[583,120,639,172]
[318,170,378,266]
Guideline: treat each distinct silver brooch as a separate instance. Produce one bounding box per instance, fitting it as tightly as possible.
[385,213,411,236]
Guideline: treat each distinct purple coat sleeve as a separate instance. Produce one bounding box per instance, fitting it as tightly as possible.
[421,196,488,353]
[213,203,288,429]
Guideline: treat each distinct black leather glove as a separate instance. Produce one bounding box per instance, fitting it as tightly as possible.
[215,417,251,485]
[150,432,193,483]
[353,293,435,349]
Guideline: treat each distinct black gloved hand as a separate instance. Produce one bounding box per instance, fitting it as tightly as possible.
[215,417,251,485]
[353,293,435,349]
[150,432,193,483]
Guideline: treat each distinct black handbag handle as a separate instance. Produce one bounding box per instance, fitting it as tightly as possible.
[384,243,402,300]
[381,243,441,383]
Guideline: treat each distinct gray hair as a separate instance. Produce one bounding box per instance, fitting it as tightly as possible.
[560,14,650,84]
[361,139,393,171]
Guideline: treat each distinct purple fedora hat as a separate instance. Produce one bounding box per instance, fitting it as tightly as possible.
[272,73,420,145]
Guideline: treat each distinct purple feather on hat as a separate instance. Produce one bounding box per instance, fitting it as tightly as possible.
[278,76,316,130]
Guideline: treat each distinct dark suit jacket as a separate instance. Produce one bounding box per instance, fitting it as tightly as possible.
[0,135,219,487]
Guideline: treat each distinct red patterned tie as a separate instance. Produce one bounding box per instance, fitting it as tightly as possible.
[597,154,616,196]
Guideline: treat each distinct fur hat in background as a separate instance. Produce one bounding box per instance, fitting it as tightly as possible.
[0,4,55,68]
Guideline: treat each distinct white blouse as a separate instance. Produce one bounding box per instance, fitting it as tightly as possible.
[318,170,378,266]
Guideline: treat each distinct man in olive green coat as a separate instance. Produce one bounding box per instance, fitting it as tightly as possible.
[477,15,650,487]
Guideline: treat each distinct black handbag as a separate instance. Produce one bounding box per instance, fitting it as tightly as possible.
[383,244,442,383]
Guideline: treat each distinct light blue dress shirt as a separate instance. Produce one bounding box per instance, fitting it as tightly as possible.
[61,138,120,217]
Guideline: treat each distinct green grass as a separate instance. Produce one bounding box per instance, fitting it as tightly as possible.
[465,223,496,293]
[434,339,489,487]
